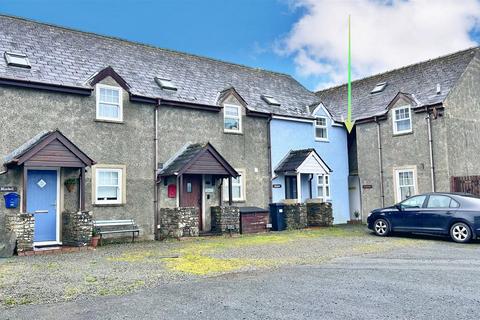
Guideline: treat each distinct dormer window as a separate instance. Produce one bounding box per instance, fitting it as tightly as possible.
[392,105,412,134]
[4,52,31,68]
[371,82,387,94]
[96,84,123,122]
[155,77,177,91]
[261,95,280,106]
[224,104,242,133]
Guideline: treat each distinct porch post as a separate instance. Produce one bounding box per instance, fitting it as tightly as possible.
[228,176,233,206]
[178,174,183,207]
[80,167,86,211]
[22,166,27,213]
[296,172,301,203]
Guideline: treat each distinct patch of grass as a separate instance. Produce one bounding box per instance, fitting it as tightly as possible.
[85,275,98,283]
[96,279,146,296]
[164,254,251,275]
[107,250,155,263]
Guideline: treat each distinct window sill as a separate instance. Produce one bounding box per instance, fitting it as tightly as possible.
[223,130,243,135]
[315,138,330,143]
[393,131,413,137]
[95,119,124,124]
[93,203,125,207]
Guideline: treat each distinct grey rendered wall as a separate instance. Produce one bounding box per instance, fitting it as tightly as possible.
[157,94,270,210]
[443,54,480,179]
[356,97,448,217]
[0,77,155,238]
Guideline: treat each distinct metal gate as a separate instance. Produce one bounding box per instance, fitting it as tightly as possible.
[450,176,480,195]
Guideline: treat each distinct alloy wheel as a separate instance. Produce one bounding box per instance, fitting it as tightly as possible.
[374,219,388,236]
[451,223,471,243]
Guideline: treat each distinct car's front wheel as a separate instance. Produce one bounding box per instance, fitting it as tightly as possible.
[373,219,390,237]
[450,222,472,243]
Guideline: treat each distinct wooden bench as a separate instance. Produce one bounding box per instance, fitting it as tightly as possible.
[93,219,140,245]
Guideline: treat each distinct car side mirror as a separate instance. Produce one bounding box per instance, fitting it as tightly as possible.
[395,204,403,211]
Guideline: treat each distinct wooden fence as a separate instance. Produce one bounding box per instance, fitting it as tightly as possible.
[451,176,480,195]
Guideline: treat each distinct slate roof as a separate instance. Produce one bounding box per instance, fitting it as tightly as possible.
[316,47,478,121]
[0,15,320,118]
[275,149,332,173]
[3,130,52,165]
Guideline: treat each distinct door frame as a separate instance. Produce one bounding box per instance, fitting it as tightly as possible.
[26,167,61,246]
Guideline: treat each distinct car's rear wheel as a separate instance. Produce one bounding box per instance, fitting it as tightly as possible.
[450,222,472,243]
[373,219,390,237]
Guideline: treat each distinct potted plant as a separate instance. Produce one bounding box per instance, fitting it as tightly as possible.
[64,178,77,193]
[91,228,100,248]
[354,211,360,220]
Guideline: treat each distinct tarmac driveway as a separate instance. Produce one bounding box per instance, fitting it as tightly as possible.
[3,232,480,319]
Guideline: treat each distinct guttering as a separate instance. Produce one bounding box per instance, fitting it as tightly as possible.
[0,77,93,95]
[375,117,385,207]
[271,114,315,123]
[426,110,436,192]
[160,99,221,112]
[130,94,158,104]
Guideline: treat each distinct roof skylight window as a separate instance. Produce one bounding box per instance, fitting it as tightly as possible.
[155,77,177,91]
[262,95,280,106]
[4,52,31,68]
[371,82,387,94]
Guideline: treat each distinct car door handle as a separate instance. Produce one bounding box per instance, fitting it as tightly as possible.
[446,211,453,215]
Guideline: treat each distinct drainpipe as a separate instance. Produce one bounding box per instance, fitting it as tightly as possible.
[426,111,436,192]
[267,115,273,204]
[375,117,385,207]
[154,100,160,239]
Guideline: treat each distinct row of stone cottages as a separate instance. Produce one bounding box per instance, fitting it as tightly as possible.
[0,15,350,253]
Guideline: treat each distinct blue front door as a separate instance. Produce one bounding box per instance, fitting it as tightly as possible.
[27,170,58,243]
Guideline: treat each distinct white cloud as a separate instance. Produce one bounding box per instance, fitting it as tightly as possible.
[280,0,480,89]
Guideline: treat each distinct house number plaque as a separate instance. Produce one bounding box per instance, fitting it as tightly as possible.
[0,186,17,192]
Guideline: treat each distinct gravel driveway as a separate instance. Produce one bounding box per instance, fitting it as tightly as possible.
[0,225,422,308]
[3,236,480,320]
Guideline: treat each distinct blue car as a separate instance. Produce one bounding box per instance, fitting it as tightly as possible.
[367,193,480,243]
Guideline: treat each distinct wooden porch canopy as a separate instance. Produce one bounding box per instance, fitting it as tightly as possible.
[274,148,332,203]
[158,142,239,205]
[3,129,96,211]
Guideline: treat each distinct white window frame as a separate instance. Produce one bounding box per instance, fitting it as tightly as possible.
[394,167,417,203]
[96,84,123,122]
[314,116,329,141]
[392,105,412,135]
[223,104,242,133]
[93,166,126,205]
[317,174,330,201]
[223,169,245,202]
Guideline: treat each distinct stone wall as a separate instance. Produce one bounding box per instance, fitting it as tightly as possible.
[62,211,93,247]
[284,203,307,230]
[306,202,333,227]
[158,207,199,239]
[211,206,240,234]
[6,213,34,252]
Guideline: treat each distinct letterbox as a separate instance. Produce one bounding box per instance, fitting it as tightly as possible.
[167,184,177,198]
[4,193,20,209]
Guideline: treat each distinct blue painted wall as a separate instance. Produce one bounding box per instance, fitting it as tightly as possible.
[270,108,351,224]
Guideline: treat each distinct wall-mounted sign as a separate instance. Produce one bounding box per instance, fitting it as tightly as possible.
[362,185,373,189]
[272,184,282,189]
[0,186,17,192]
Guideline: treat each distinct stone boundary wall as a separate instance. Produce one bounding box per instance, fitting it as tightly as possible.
[158,207,199,239]
[306,202,334,227]
[6,213,34,252]
[284,204,307,230]
[211,206,240,234]
[62,211,93,246]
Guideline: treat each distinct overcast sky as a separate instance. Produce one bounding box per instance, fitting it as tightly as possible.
[1,0,480,91]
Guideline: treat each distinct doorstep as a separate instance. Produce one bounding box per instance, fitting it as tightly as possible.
[18,246,94,257]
